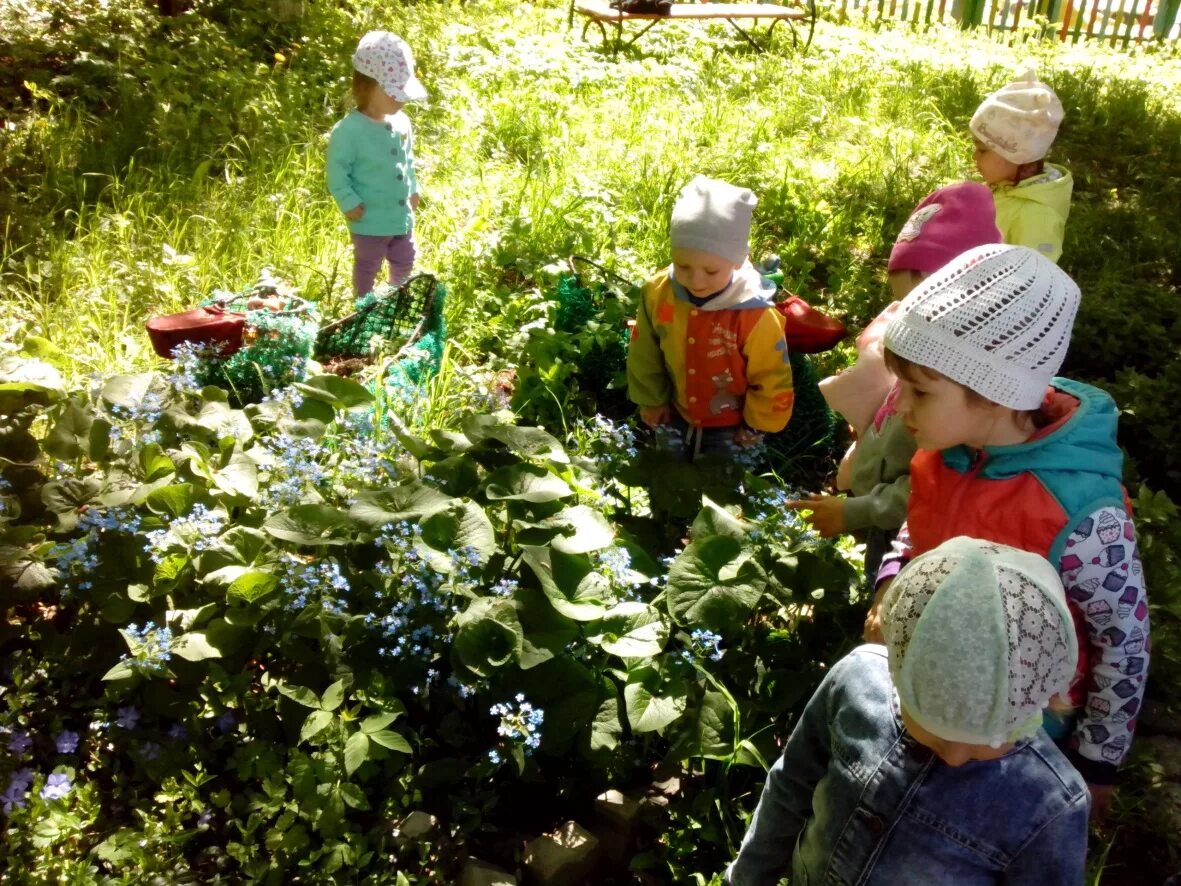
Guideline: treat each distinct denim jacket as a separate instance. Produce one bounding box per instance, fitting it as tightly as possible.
[728,646,1089,886]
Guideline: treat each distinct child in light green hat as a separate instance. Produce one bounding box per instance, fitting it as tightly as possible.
[727,536,1088,886]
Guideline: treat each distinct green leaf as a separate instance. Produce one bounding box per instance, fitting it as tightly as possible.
[514,586,580,670]
[263,505,349,546]
[665,536,765,632]
[42,477,102,517]
[691,496,748,541]
[670,690,734,761]
[483,463,572,503]
[461,414,569,464]
[44,399,93,461]
[624,668,688,733]
[453,598,523,677]
[349,483,455,529]
[522,546,611,621]
[169,631,223,662]
[213,453,259,500]
[226,569,278,603]
[300,709,334,742]
[295,375,375,409]
[590,691,624,752]
[367,730,412,753]
[339,783,370,810]
[320,679,347,712]
[344,731,369,775]
[419,501,496,564]
[274,680,320,709]
[153,553,191,592]
[0,356,65,411]
[101,373,154,410]
[144,483,197,519]
[101,660,137,682]
[545,505,616,554]
[360,713,401,734]
[588,602,669,659]
[139,444,176,482]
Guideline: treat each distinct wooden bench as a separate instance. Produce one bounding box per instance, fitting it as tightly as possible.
[571,0,815,53]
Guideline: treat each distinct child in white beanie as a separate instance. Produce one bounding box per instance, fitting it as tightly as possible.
[970,66,1073,263]
[728,536,1089,885]
[627,175,794,461]
[865,243,1148,819]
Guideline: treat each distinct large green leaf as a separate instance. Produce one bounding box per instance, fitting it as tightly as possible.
[514,586,580,670]
[690,497,748,541]
[461,415,569,464]
[588,602,669,659]
[197,400,254,445]
[301,709,334,742]
[453,598,523,677]
[483,463,572,503]
[669,690,735,761]
[0,357,65,412]
[169,631,223,662]
[263,505,350,546]
[665,536,766,632]
[344,731,369,775]
[348,483,455,529]
[515,657,600,752]
[624,667,688,733]
[367,730,411,753]
[144,483,197,519]
[419,501,496,563]
[295,375,375,409]
[44,399,94,461]
[521,546,611,621]
[101,373,155,411]
[544,505,616,554]
[590,690,625,752]
[320,679,347,712]
[213,453,259,500]
[226,569,279,603]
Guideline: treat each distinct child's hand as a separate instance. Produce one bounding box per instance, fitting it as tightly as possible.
[734,426,763,448]
[344,203,365,220]
[862,578,892,643]
[410,193,421,211]
[784,493,846,537]
[640,405,671,427]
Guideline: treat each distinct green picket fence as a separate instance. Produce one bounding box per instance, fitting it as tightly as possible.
[835,0,1181,45]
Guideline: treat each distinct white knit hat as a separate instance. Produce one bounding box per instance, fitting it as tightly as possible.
[882,536,1077,747]
[353,31,427,103]
[970,66,1064,165]
[883,244,1080,409]
[670,175,756,266]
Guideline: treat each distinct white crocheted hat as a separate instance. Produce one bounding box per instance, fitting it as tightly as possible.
[353,31,427,103]
[670,175,756,266]
[883,244,1080,409]
[882,536,1077,747]
[970,66,1064,165]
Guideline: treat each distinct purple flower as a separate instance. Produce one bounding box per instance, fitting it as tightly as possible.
[1,768,34,813]
[141,741,162,761]
[40,773,72,801]
[8,730,31,755]
[115,706,140,730]
[55,730,80,754]
[167,723,188,741]
[215,711,235,734]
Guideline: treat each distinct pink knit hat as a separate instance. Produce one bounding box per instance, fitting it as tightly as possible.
[887,182,1002,275]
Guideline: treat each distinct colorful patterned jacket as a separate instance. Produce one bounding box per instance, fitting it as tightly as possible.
[627,264,794,433]
[880,378,1149,785]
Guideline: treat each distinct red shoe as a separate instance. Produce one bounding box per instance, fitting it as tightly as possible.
[775,294,846,354]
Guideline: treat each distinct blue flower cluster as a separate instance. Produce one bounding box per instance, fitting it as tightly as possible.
[488,693,544,761]
[121,621,174,674]
[108,391,164,446]
[685,629,725,663]
[53,507,143,592]
[489,578,519,598]
[143,504,225,563]
[580,414,639,468]
[262,433,329,507]
[280,557,350,613]
[167,341,222,393]
[368,522,449,660]
[746,485,818,546]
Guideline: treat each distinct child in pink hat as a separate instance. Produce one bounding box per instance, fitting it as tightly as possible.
[786,182,1001,579]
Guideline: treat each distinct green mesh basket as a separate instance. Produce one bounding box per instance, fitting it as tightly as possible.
[554,256,636,412]
[764,351,839,487]
[315,274,442,364]
[195,281,319,406]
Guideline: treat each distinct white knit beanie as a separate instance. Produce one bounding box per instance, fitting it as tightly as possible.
[970,66,1064,165]
[669,175,756,266]
[882,536,1077,747]
[883,244,1080,410]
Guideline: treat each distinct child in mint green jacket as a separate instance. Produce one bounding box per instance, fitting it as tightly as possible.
[327,31,426,298]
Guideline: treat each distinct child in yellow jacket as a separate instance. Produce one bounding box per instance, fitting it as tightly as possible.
[627,175,794,460]
[971,66,1073,264]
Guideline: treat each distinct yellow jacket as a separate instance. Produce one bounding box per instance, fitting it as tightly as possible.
[993,164,1073,264]
[627,264,794,433]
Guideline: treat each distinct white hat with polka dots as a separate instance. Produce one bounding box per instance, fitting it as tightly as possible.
[353,31,427,103]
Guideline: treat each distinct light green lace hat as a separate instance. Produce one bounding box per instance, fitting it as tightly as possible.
[881,536,1077,748]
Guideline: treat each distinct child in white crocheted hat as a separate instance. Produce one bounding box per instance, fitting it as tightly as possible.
[970,66,1073,263]
[728,537,1089,886]
[864,243,1148,820]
